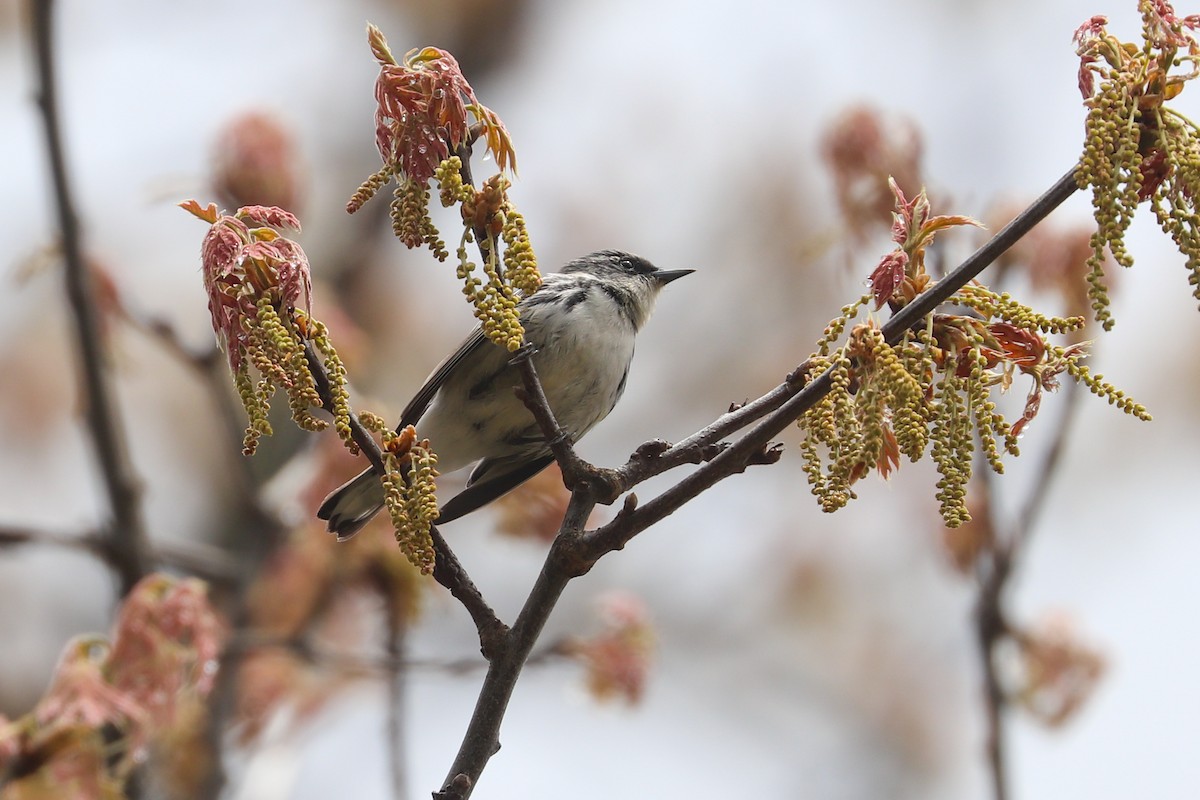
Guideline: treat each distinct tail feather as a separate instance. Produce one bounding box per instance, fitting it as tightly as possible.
[317,468,386,541]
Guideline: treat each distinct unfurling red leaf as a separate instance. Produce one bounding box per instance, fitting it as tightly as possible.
[179,199,219,224]
[236,205,302,232]
[870,250,908,309]
[876,424,901,479]
[367,22,397,66]
[989,321,1046,368]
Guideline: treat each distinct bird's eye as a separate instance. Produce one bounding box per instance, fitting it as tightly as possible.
[620,256,653,275]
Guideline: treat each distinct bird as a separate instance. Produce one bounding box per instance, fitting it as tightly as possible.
[317,249,693,540]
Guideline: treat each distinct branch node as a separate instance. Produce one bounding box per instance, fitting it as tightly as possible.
[632,439,672,461]
[435,773,474,800]
[749,442,786,467]
[785,358,816,388]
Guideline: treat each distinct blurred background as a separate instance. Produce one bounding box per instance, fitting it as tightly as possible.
[2,0,1199,798]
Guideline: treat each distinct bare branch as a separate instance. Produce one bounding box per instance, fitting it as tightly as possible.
[29,0,150,596]
[614,360,814,489]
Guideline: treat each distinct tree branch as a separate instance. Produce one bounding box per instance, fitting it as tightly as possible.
[0,523,243,586]
[433,166,1082,797]
[30,0,151,596]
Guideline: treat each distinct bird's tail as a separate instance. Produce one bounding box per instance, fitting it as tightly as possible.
[317,468,385,541]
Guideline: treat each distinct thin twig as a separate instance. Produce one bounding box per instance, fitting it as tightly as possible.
[437,514,590,799]
[30,0,150,596]
[0,524,242,585]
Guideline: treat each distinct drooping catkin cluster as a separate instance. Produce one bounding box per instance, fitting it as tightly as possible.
[797,283,1149,527]
[360,415,440,574]
[452,173,541,351]
[182,201,355,457]
[1147,112,1200,305]
[347,27,540,352]
[390,178,448,261]
[797,174,1153,526]
[1074,1,1200,329]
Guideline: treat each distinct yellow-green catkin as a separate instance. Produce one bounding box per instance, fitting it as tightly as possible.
[235,366,271,456]
[815,294,872,356]
[954,285,1085,334]
[501,204,541,295]
[302,312,355,453]
[380,435,439,575]
[347,165,393,214]
[435,157,474,208]
[391,178,447,260]
[1148,112,1200,308]
[1059,349,1152,421]
[930,362,973,527]
[891,330,932,462]
[1076,56,1144,329]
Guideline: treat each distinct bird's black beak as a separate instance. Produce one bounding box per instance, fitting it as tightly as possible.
[654,268,695,285]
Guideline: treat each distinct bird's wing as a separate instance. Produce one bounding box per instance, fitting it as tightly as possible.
[436,454,556,523]
[397,328,491,428]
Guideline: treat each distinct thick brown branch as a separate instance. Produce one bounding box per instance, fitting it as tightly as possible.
[437,505,592,798]
[30,0,150,596]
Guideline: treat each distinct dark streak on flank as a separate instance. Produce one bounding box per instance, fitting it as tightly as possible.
[563,288,589,311]
[614,366,629,402]
[599,282,637,327]
[468,367,507,400]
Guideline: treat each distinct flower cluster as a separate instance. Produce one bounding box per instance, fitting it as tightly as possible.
[453,173,542,350]
[347,26,540,352]
[799,185,1150,526]
[1074,0,1200,328]
[182,201,353,456]
[360,415,441,574]
[0,576,221,797]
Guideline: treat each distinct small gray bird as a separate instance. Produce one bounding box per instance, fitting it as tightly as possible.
[318,249,692,540]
